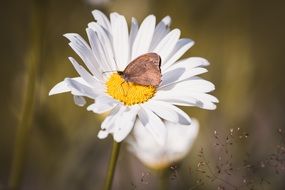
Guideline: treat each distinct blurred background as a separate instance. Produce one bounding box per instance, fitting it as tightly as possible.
[1,0,285,189]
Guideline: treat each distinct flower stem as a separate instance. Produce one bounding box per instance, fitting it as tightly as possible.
[158,169,169,190]
[103,141,121,190]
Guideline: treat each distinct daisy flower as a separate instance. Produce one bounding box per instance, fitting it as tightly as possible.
[49,10,218,145]
[127,119,199,169]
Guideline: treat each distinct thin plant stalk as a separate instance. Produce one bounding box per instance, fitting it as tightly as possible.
[8,1,45,189]
[103,141,121,190]
[158,168,169,190]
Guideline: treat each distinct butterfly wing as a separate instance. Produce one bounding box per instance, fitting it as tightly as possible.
[123,53,161,87]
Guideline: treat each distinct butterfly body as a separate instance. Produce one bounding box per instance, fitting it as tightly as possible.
[118,53,161,87]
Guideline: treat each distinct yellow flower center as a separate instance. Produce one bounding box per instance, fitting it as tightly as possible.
[106,73,156,106]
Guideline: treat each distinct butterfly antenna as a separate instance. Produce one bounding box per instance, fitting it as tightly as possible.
[102,70,117,75]
[112,57,120,71]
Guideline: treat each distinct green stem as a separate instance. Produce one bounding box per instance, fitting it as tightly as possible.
[103,141,121,190]
[158,168,169,190]
[8,1,45,189]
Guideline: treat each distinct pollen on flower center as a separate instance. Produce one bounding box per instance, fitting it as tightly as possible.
[106,73,156,106]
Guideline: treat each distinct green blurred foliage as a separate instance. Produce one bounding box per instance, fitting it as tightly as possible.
[1,0,285,189]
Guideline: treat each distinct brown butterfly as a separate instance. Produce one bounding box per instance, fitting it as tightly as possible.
[118,53,161,87]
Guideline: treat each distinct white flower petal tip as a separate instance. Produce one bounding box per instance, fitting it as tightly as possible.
[98,130,109,139]
[162,15,171,25]
[180,57,210,68]
[73,95,86,107]
[49,81,70,96]
[49,10,217,143]
[91,10,111,30]
[197,57,210,66]
[86,103,114,114]
[62,33,77,41]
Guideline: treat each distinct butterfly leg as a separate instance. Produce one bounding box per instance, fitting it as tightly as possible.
[120,80,128,97]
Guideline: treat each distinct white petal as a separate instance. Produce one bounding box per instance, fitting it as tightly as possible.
[98,130,109,139]
[92,10,111,31]
[129,17,139,56]
[98,105,123,139]
[138,107,166,145]
[150,16,171,50]
[98,106,139,142]
[87,22,117,71]
[160,57,211,88]
[161,39,195,71]
[131,15,156,59]
[153,29,180,63]
[69,57,104,89]
[165,57,210,73]
[49,80,70,95]
[144,100,191,125]
[87,95,117,114]
[158,78,219,108]
[85,28,113,72]
[49,77,87,95]
[73,95,86,107]
[188,92,219,108]
[161,77,215,93]
[110,13,129,71]
[113,106,140,142]
[154,91,201,106]
[154,90,218,110]
[64,33,103,81]
[64,78,100,99]
[159,67,208,88]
